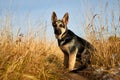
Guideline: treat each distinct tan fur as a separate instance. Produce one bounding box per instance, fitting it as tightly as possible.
[68,48,78,70]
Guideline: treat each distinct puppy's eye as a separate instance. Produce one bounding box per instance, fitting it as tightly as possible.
[59,24,63,27]
[59,24,65,28]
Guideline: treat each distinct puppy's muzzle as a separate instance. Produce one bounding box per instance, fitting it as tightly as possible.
[54,29,61,35]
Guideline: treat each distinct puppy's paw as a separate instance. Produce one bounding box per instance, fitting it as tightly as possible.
[69,69,78,73]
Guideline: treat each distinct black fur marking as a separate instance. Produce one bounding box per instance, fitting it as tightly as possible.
[70,46,76,53]
[52,22,57,27]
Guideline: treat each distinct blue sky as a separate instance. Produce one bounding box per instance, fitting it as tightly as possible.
[0,0,119,39]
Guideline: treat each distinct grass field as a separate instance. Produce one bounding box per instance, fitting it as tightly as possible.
[0,15,120,80]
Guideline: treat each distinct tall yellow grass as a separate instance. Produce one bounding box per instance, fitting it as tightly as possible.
[84,13,120,68]
[0,16,65,80]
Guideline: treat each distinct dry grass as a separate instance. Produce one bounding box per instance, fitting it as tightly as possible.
[0,16,120,80]
[82,6,120,79]
[91,36,120,67]
[0,17,66,80]
[84,13,120,68]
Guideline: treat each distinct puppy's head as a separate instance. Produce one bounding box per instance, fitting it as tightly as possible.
[51,12,69,39]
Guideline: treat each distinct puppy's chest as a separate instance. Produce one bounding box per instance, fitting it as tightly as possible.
[58,37,76,53]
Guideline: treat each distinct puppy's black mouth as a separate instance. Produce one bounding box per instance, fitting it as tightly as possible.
[54,29,61,35]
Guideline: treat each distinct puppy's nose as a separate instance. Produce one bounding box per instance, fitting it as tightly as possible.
[55,29,61,35]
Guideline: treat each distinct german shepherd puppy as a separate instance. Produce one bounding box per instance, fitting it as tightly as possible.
[51,12,94,73]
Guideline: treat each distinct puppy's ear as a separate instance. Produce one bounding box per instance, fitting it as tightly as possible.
[62,12,69,25]
[51,12,57,23]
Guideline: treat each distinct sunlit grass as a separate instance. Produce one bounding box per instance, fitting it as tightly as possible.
[0,15,120,80]
[0,17,65,80]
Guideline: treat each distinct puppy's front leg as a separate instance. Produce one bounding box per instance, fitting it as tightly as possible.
[68,48,78,71]
[64,54,69,68]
